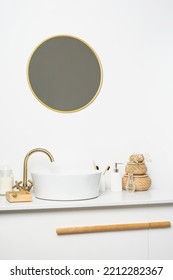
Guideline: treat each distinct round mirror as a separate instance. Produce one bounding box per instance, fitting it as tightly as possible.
[27,35,103,113]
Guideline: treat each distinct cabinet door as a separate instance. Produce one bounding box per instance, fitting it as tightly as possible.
[0,206,148,260]
[147,205,173,259]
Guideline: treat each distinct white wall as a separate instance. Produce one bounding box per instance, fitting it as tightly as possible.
[0,0,173,190]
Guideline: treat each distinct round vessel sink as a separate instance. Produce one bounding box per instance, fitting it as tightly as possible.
[31,170,101,201]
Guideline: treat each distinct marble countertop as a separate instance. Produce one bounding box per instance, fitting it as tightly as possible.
[0,188,173,212]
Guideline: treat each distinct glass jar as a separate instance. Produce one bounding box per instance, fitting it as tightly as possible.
[0,165,14,195]
[126,173,136,192]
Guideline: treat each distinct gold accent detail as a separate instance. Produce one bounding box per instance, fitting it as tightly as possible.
[12,192,17,198]
[13,180,33,192]
[26,34,103,113]
[13,148,54,192]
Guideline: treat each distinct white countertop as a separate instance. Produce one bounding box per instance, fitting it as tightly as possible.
[0,188,173,212]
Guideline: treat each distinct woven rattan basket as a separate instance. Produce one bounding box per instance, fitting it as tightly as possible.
[125,162,147,175]
[122,174,151,191]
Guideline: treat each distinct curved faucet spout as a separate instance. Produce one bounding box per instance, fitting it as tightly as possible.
[23,148,54,189]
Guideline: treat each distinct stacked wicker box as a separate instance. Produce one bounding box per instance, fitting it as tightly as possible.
[122,154,151,191]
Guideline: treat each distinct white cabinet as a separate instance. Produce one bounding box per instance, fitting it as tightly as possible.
[0,207,148,260]
[147,205,173,260]
[0,190,173,260]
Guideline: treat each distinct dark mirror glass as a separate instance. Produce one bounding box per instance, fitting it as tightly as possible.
[27,35,103,113]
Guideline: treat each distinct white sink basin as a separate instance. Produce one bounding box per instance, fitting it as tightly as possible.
[31,170,101,201]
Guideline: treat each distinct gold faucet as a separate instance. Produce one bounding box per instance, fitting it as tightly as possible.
[13,148,54,192]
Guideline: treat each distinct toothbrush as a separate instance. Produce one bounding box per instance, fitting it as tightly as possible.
[93,161,99,170]
[102,165,110,175]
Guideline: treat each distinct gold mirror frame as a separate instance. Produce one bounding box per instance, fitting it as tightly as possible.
[27,35,103,113]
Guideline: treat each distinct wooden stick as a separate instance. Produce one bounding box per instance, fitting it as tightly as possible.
[56,221,171,235]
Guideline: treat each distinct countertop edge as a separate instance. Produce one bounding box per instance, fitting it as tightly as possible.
[1,189,173,212]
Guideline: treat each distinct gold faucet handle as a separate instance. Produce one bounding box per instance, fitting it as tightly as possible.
[12,180,33,192]
[12,180,23,191]
[25,180,33,192]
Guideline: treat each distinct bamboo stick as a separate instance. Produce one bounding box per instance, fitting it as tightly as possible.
[56,221,171,235]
